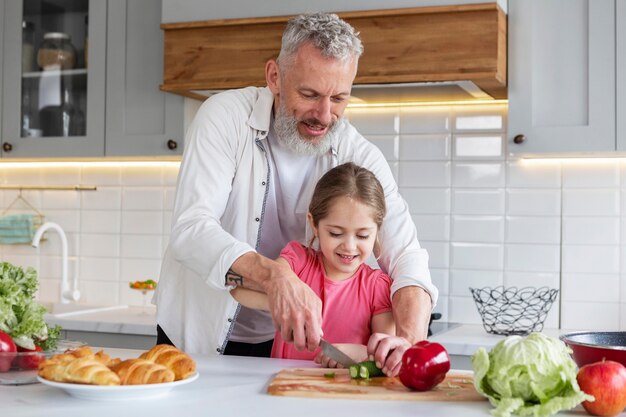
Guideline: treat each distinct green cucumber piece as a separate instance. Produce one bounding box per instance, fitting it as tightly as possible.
[349,360,384,379]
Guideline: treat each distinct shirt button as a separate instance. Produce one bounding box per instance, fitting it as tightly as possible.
[216,347,222,353]
[255,217,260,222]
[261,181,266,186]
[227,318,233,323]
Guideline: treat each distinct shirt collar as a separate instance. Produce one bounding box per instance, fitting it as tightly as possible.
[248,87,275,139]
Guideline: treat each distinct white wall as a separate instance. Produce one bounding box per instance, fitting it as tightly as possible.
[2,100,624,332]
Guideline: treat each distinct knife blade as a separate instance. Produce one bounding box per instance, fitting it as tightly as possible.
[319,339,357,367]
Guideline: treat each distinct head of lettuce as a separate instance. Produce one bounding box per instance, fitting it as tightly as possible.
[472,332,593,417]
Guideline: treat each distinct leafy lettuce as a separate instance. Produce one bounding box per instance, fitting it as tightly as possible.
[0,262,60,350]
[472,332,593,417]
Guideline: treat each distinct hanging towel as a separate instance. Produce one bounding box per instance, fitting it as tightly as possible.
[0,214,36,244]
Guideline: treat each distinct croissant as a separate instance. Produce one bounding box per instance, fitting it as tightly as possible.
[39,356,121,385]
[110,359,175,385]
[139,344,196,381]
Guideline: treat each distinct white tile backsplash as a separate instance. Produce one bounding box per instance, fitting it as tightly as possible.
[3,102,626,331]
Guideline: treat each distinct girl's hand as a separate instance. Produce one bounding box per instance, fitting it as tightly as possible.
[366,333,412,377]
[314,343,368,368]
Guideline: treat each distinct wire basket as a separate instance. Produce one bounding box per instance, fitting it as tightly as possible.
[469,286,559,336]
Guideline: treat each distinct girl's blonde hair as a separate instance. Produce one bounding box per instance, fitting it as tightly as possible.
[308,162,386,232]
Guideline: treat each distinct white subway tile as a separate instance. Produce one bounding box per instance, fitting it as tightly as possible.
[36,278,60,304]
[453,134,504,159]
[81,166,122,186]
[398,134,450,161]
[432,296,448,320]
[505,244,560,272]
[80,234,120,258]
[120,166,163,186]
[448,296,482,324]
[420,241,449,269]
[120,259,162,282]
[79,257,120,282]
[399,106,451,134]
[562,245,620,274]
[40,167,81,185]
[367,135,398,161]
[163,164,180,186]
[562,161,620,188]
[562,189,620,216]
[400,187,450,214]
[562,273,620,302]
[163,211,173,235]
[506,189,561,216]
[120,235,163,259]
[3,166,44,184]
[80,211,121,234]
[451,215,504,243]
[37,233,79,257]
[81,187,122,210]
[507,161,561,188]
[562,217,620,245]
[452,189,505,214]
[561,301,620,330]
[503,271,560,290]
[411,214,450,241]
[430,268,449,296]
[452,162,505,188]
[452,104,507,132]
[2,190,42,209]
[164,187,176,211]
[345,108,399,134]
[506,216,560,244]
[79,280,120,305]
[450,269,503,296]
[397,161,450,187]
[121,211,163,235]
[450,243,503,269]
[122,188,164,210]
[42,190,80,209]
[41,211,81,234]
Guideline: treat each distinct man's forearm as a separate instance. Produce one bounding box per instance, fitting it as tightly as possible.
[225,251,290,292]
[392,286,432,344]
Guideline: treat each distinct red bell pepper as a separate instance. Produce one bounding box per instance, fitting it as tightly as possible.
[0,330,17,372]
[399,340,450,391]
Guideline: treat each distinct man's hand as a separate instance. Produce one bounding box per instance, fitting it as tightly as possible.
[366,333,411,377]
[263,263,323,352]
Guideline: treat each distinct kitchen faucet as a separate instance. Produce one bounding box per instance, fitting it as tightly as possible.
[32,222,80,304]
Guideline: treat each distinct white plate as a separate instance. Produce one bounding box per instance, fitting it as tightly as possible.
[37,372,199,401]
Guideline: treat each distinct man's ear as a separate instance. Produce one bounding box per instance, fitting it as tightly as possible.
[265,59,280,95]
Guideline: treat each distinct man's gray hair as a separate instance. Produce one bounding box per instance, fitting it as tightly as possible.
[277,13,363,67]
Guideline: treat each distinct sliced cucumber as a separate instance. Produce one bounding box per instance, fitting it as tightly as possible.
[349,360,384,379]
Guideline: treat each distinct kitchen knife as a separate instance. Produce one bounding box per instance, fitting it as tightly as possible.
[319,339,357,367]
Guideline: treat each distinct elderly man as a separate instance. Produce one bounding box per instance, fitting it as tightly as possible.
[154,12,437,376]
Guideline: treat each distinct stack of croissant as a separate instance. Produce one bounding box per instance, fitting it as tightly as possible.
[38,344,196,386]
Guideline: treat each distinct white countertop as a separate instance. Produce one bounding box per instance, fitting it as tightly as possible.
[2,349,586,417]
[45,307,157,336]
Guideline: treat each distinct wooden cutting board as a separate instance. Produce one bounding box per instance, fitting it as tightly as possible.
[267,368,486,402]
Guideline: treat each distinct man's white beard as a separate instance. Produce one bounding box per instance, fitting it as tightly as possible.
[274,101,339,156]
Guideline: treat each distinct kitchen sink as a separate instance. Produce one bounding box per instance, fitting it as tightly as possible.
[41,302,128,318]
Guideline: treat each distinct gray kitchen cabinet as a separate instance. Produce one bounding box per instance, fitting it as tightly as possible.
[105,0,183,157]
[615,0,626,151]
[0,0,183,158]
[508,0,617,155]
[1,0,107,158]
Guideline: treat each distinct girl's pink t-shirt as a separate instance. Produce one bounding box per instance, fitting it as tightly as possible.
[270,241,392,360]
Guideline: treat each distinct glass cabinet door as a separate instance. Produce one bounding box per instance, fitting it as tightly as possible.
[2,0,106,158]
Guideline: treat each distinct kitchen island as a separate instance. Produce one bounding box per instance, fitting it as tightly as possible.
[2,348,586,417]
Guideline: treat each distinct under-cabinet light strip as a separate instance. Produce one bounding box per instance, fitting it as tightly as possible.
[0,161,181,168]
[347,99,508,108]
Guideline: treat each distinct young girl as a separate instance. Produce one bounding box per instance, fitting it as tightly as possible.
[231,162,395,366]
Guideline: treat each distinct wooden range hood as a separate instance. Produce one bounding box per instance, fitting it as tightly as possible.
[161,3,507,102]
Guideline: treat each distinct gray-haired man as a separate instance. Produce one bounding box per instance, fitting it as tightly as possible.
[154,12,438,376]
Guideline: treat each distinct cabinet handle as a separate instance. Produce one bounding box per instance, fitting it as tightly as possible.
[513,134,526,144]
[167,139,178,150]
[2,142,12,152]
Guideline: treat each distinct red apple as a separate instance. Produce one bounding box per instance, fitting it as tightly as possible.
[577,360,626,417]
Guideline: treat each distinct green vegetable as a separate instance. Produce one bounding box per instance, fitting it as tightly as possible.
[349,360,384,379]
[0,262,60,350]
[323,372,336,378]
[472,332,593,417]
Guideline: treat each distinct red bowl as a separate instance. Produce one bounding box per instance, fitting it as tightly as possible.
[560,331,626,368]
